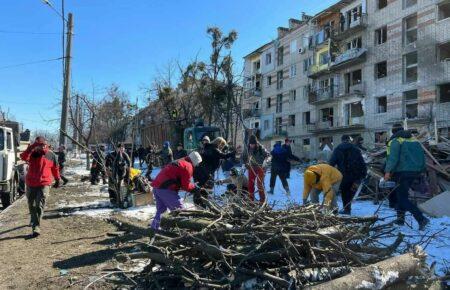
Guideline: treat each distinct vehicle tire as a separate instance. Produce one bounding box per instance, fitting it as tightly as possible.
[1,178,17,209]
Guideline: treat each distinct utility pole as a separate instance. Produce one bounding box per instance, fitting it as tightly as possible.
[59,12,73,146]
[72,93,79,155]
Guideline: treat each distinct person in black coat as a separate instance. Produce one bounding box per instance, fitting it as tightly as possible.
[193,137,234,207]
[329,135,367,214]
[282,138,296,178]
[269,141,299,196]
[173,143,188,160]
[56,145,69,185]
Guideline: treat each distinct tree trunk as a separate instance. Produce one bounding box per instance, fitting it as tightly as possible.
[85,149,91,170]
[309,246,427,290]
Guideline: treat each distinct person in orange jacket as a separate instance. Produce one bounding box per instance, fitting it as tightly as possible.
[302,163,342,210]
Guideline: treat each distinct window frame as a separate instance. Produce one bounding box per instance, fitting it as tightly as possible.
[403,51,418,83]
[403,14,418,46]
[375,26,387,45]
[376,96,388,113]
[375,61,388,79]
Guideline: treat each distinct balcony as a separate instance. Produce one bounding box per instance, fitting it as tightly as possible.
[307,63,331,79]
[307,116,365,133]
[243,108,261,119]
[331,48,367,70]
[332,14,368,41]
[244,88,262,99]
[308,86,339,105]
[308,83,365,105]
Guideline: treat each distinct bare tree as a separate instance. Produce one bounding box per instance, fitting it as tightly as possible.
[68,93,96,169]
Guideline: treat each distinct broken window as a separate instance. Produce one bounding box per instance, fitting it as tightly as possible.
[265,53,272,65]
[277,70,283,89]
[345,102,364,125]
[289,115,296,126]
[404,52,418,83]
[289,89,297,102]
[303,139,310,145]
[377,96,387,113]
[375,26,387,45]
[378,0,388,9]
[303,111,311,124]
[254,122,259,129]
[404,14,417,46]
[347,37,362,50]
[439,83,450,103]
[438,2,450,21]
[319,51,330,65]
[319,136,333,150]
[376,61,387,79]
[403,0,417,9]
[290,64,297,78]
[352,69,362,85]
[404,90,418,118]
[320,107,334,124]
[438,42,450,62]
[266,97,271,108]
[277,46,284,66]
[275,117,283,134]
[267,75,272,86]
[276,94,283,113]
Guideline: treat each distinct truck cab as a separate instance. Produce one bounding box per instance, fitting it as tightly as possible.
[183,125,221,152]
[0,126,20,208]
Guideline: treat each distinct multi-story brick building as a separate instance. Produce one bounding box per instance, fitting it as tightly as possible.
[243,0,450,159]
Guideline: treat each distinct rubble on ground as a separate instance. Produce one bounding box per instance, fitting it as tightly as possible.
[120,197,436,289]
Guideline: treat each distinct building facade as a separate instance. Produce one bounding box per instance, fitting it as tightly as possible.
[243,0,450,159]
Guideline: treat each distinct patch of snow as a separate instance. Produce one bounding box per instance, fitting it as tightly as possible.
[357,280,376,289]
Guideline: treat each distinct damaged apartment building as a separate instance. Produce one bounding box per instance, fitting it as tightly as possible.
[242,0,450,159]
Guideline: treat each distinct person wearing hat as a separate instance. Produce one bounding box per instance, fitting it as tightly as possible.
[303,163,342,210]
[217,167,249,196]
[193,137,235,207]
[157,141,174,167]
[329,135,367,215]
[242,135,270,203]
[150,151,206,230]
[20,136,61,237]
[384,123,429,230]
[173,143,188,160]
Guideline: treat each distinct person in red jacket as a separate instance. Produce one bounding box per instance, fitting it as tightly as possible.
[20,136,60,237]
[150,151,205,230]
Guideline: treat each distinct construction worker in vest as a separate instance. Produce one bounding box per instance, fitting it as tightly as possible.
[302,163,342,211]
[150,151,206,230]
[384,123,429,230]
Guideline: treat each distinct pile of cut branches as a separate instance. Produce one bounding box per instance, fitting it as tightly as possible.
[136,198,427,289]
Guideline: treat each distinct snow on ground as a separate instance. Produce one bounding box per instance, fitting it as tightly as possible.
[64,159,450,275]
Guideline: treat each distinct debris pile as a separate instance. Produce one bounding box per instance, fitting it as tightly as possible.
[131,198,429,289]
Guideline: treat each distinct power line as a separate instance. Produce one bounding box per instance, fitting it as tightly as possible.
[0,57,64,70]
[0,29,60,35]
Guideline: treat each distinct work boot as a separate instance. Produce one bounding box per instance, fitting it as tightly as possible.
[267,188,274,195]
[339,209,351,215]
[32,226,41,237]
[418,217,430,231]
[63,179,69,186]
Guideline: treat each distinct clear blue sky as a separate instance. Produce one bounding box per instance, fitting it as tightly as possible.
[0,0,337,132]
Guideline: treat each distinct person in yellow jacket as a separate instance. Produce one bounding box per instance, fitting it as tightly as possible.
[303,163,343,209]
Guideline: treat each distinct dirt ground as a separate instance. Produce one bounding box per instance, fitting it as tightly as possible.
[0,168,149,290]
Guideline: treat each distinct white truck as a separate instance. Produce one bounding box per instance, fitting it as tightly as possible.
[0,121,29,208]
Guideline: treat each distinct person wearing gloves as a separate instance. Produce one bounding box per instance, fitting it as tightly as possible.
[384,123,429,230]
[242,135,270,203]
[150,151,207,230]
[217,167,249,196]
[20,136,60,237]
[302,163,342,211]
